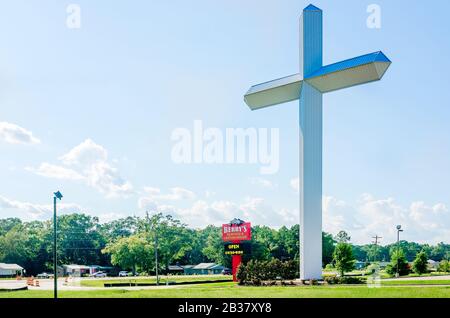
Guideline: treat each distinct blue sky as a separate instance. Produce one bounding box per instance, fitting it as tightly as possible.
[0,0,449,245]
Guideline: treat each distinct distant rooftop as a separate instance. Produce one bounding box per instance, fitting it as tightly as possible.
[0,263,23,270]
[192,263,217,270]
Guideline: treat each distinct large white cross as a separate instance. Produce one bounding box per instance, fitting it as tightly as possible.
[244,4,391,279]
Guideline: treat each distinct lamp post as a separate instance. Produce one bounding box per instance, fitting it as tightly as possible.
[146,211,159,286]
[154,227,159,286]
[53,191,63,299]
[396,225,403,278]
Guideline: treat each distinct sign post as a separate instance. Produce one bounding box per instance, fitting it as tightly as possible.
[222,219,251,282]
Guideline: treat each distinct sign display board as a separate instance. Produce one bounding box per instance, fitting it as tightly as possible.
[222,222,251,242]
[224,243,251,256]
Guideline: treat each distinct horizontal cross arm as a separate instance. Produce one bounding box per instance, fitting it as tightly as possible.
[244,74,303,110]
[305,51,391,93]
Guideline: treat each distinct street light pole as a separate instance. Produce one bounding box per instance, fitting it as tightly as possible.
[155,229,159,286]
[53,191,63,299]
[146,211,159,286]
[396,225,403,278]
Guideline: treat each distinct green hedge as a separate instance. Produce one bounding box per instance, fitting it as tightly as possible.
[236,259,299,286]
[324,276,365,285]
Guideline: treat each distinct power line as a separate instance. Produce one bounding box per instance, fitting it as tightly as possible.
[372,235,382,245]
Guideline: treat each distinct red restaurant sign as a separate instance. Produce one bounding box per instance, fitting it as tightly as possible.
[222,222,251,242]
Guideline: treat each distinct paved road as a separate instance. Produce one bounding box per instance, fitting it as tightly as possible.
[383,275,450,281]
[1,278,183,291]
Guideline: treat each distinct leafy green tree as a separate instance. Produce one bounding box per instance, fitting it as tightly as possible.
[430,242,450,261]
[0,218,22,236]
[388,241,422,262]
[275,226,299,261]
[0,213,449,278]
[48,214,107,266]
[412,250,428,275]
[143,213,193,272]
[438,260,449,273]
[0,225,29,265]
[335,231,351,243]
[333,243,355,276]
[322,232,336,266]
[386,249,410,276]
[99,216,139,242]
[352,245,368,262]
[102,234,153,273]
[202,226,230,267]
[367,244,383,262]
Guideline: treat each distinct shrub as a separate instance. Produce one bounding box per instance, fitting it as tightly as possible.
[324,276,364,285]
[386,249,410,276]
[237,259,299,286]
[412,251,428,275]
[438,260,449,273]
[333,243,355,276]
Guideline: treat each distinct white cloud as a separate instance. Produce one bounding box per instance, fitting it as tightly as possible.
[249,177,276,189]
[290,177,299,192]
[139,196,298,229]
[0,122,40,145]
[205,190,216,198]
[323,194,450,245]
[98,212,126,223]
[141,186,196,202]
[85,161,133,198]
[138,197,158,211]
[26,163,84,180]
[0,195,82,220]
[28,139,133,198]
[59,138,107,166]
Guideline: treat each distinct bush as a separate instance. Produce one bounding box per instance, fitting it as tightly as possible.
[366,263,379,274]
[412,251,428,275]
[386,249,410,276]
[237,259,299,286]
[333,243,355,276]
[438,260,449,273]
[324,276,364,285]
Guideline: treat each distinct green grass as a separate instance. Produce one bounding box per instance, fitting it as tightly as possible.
[79,275,232,287]
[381,280,450,286]
[405,272,449,277]
[1,283,449,298]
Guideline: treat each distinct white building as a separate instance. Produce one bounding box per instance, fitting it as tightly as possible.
[63,264,91,276]
[0,263,23,277]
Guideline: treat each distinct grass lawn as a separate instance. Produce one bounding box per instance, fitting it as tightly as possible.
[0,283,449,298]
[79,275,232,287]
[381,280,450,286]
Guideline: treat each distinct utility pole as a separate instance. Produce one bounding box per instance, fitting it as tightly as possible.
[371,235,382,262]
[146,212,159,286]
[372,235,382,246]
[53,191,63,299]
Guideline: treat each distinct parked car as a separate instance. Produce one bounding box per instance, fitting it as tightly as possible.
[36,272,53,279]
[90,271,107,278]
[118,271,131,277]
[221,268,232,275]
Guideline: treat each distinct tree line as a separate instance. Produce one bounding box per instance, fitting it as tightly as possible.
[0,213,448,275]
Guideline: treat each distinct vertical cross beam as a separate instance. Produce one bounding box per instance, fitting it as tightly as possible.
[244,3,391,281]
[299,5,323,280]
